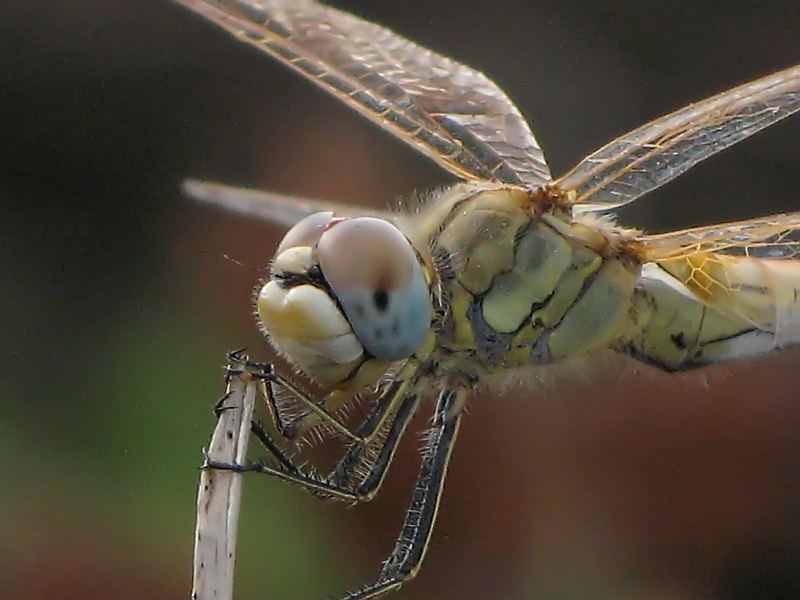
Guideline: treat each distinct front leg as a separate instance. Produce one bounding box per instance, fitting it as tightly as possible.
[205,389,421,504]
[206,366,422,506]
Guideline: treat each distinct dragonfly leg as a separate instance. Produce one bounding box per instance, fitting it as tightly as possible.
[269,360,419,446]
[262,372,363,443]
[322,391,421,501]
[203,452,360,502]
[221,350,360,444]
[263,364,420,494]
[339,388,464,600]
[208,380,421,504]
[248,418,302,474]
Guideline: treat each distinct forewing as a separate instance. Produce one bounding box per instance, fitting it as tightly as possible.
[640,212,800,261]
[556,64,800,211]
[175,0,551,187]
[184,179,394,227]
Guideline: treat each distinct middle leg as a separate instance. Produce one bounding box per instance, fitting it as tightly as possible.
[340,387,465,599]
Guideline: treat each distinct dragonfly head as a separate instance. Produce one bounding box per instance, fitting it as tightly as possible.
[256,212,433,385]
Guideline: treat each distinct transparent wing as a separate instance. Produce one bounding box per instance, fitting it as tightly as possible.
[175,0,551,187]
[640,212,800,261]
[184,179,394,227]
[556,64,800,211]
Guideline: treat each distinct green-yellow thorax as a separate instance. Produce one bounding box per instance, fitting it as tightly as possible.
[416,186,642,381]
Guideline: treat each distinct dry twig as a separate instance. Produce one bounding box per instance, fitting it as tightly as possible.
[192,355,258,600]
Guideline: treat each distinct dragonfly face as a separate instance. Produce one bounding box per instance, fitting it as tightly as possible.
[258,212,434,385]
[175,1,799,598]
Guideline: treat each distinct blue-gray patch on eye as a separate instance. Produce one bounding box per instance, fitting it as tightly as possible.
[332,263,432,361]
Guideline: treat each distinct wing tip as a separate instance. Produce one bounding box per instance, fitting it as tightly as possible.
[181,178,217,203]
[183,179,258,210]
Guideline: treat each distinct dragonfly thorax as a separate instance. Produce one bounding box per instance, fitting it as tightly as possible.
[427,188,642,375]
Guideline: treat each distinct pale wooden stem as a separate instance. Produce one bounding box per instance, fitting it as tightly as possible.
[192,362,257,600]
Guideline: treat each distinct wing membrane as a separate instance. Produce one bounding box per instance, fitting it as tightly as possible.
[640,212,800,261]
[175,0,550,187]
[184,179,394,227]
[557,64,800,211]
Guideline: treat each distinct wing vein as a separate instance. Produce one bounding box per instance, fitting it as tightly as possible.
[557,64,800,211]
[174,0,551,187]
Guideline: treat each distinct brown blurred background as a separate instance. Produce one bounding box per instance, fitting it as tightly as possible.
[2,1,800,599]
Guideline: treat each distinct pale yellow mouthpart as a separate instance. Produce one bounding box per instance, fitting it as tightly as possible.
[276,335,363,367]
[272,246,315,275]
[257,281,353,340]
[257,281,365,384]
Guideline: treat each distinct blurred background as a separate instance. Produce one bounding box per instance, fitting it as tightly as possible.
[2,1,800,598]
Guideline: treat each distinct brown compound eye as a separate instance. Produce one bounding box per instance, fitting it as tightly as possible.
[317,217,432,361]
[275,211,336,256]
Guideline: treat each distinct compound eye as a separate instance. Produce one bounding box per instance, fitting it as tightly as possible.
[317,217,432,361]
[276,211,336,256]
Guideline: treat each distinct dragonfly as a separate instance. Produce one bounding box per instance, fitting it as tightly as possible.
[175,1,800,598]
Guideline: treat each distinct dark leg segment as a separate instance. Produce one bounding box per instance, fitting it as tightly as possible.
[265,373,361,442]
[340,388,464,600]
[271,361,418,445]
[249,419,300,474]
[328,377,418,489]
[208,384,421,503]
[322,392,421,501]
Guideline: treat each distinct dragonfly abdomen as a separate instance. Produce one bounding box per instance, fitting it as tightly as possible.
[622,256,800,370]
